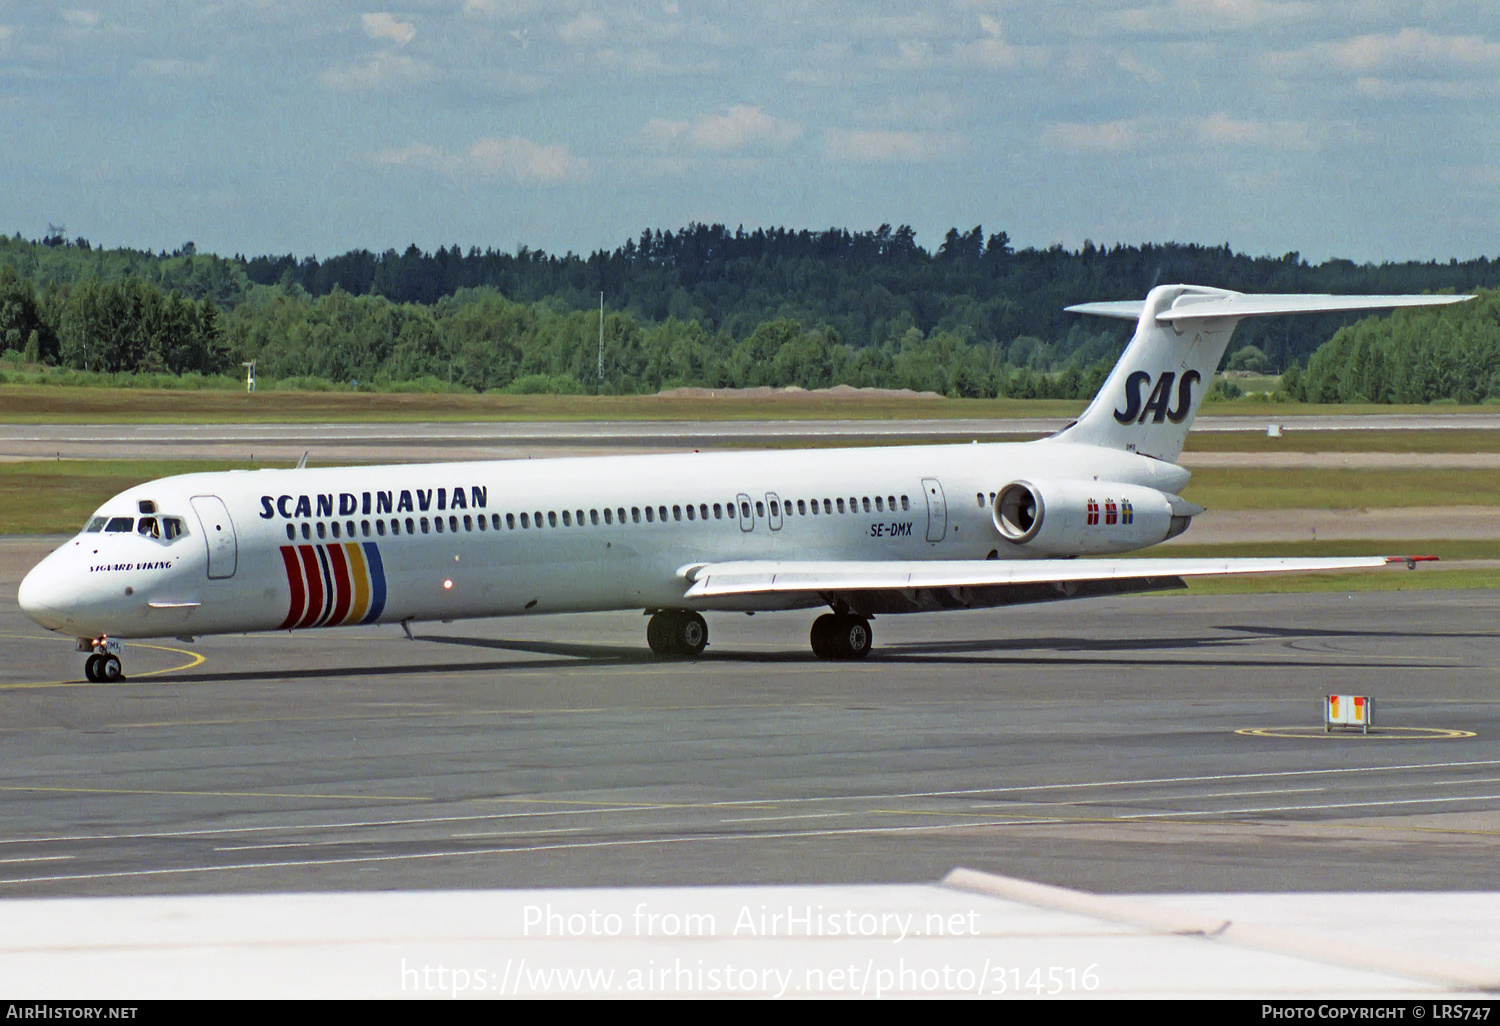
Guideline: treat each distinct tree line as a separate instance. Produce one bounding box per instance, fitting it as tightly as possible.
[1,227,1494,399]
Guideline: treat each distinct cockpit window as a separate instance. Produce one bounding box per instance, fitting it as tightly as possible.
[84,516,107,533]
[162,517,185,541]
[137,517,160,539]
[104,517,134,533]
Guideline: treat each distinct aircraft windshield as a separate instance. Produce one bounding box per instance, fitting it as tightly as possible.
[83,514,187,542]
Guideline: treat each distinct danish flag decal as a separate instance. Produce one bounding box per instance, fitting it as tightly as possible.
[277,542,387,630]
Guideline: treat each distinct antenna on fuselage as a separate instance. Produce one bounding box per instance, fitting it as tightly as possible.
[295,451,309,470]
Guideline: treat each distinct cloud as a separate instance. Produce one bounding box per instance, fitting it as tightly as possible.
[362,13,416,46]
[1042,119,1143,155]
[1112,0,1314,32]
[953,15,1048,70]
[372,136,588,184]
[823,128,967,163]
[319,52,434,91]
[557,13,606,46]
[61,9,99,29]
[645,105,800,153]
[1267,28,1500,76]
[135,58,212,80]
[1196,112,1317,151]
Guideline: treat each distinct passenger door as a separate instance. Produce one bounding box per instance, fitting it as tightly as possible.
[190,495,239,579]
[922,478,947,543]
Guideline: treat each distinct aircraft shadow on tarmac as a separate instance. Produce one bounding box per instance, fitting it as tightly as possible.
[154,624,1461,683]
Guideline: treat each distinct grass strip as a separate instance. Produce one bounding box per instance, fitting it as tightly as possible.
[1180,467,1500,509]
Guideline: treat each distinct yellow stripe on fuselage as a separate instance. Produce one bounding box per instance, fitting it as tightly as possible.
[343,542,370,624]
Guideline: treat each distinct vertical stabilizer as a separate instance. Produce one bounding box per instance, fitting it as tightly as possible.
[1051,285,1239,463]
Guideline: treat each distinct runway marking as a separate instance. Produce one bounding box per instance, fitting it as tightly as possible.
[719,811,864,824]
[0,785,428,802]
[0,638,205,691]
[1236,726,1476,740]
[1,759,1497,849]
[10,788,1500,888]
[0,855,71,864]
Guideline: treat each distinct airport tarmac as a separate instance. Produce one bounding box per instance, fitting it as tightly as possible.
[6,411,1500,463]
[1,533,1496,901]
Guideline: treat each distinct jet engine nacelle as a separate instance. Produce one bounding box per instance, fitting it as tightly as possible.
[992,479,1195,556]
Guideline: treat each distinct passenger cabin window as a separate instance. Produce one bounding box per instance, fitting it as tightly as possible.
[755,500,765,517]
[590,509,599,526]
[863,497,872,512]
[603,508,613,525]
[836,498,846,514]
[673,505,682,521]
[875,497,884,512]
[316,522,327,539]
[286,524,296,541]
[331,522,341,538]
[377,520,387,536]
[301,523,311,540]
[632,507,641,523]
[901,495,910,510]
[645,506,655,523]
[713,503,723,519]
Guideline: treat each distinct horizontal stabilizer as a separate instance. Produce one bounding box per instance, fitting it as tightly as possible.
[683,555,1419,600]
[1066,290,1471,324]
[1063,300,1144,321]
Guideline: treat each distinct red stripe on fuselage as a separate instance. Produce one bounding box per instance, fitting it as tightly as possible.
[294,545,325,630]
[277,546,306,630]
[325,543,353,627]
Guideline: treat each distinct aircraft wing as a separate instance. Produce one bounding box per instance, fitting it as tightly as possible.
[681,556,1430,614]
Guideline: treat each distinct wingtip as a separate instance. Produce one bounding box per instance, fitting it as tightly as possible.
[1385,555,1439,568]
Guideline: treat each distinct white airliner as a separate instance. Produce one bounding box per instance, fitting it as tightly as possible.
[18,285,1469,681]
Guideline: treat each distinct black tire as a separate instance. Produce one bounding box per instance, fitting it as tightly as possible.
[677,612,708,657]
[100,654,124,681]
[810,614,837,659]
[84,654,101,682]
[646,612,674,656]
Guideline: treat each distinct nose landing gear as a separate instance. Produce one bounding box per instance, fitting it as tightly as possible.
[78,636,125,682]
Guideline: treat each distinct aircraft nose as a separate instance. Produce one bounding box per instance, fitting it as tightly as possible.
[18,558,75,630]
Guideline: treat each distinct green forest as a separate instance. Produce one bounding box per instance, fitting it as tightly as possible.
[1,225,1495,401]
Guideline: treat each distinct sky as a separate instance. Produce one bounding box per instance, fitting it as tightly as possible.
[1,1,1496,263]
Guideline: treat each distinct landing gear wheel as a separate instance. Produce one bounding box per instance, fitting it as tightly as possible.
[810,614,836,659]
[839,616,872,660]
[84,654,102,682]
[676,611,708,657]
[810,614,873,660]
[99,654,124,682]
[646,612,673,655]
[646,611,709,657]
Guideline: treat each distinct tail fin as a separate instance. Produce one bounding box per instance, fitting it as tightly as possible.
[1051,285,1471,463]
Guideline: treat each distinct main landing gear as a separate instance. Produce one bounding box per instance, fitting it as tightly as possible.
[646,610,709,658]
[79,635,125,682]
[810,613,873,661]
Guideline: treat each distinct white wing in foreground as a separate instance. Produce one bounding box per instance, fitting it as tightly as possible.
[682,556,1431,613]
